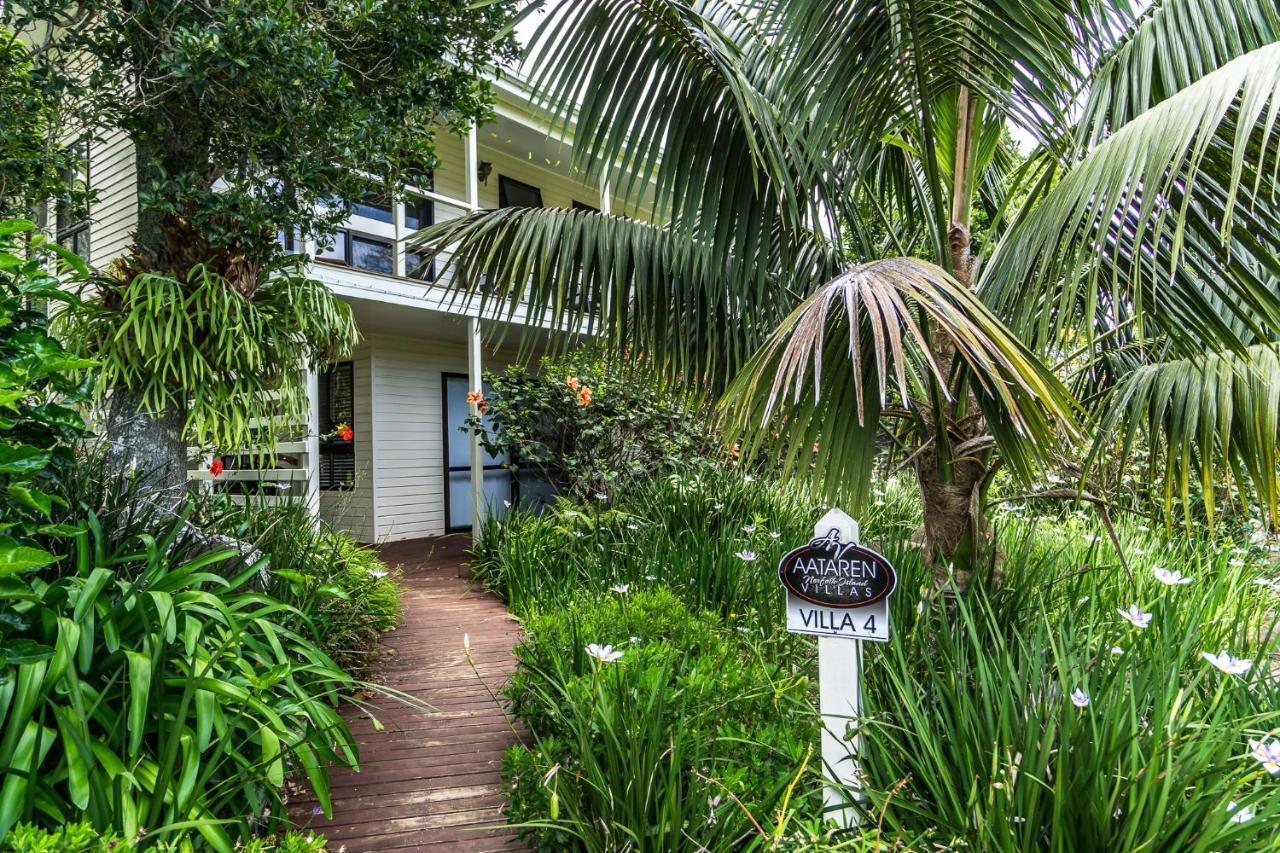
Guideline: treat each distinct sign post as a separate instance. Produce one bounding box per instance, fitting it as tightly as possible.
[778,508,897,828]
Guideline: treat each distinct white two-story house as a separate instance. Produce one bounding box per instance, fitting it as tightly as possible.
[65,74,606,544]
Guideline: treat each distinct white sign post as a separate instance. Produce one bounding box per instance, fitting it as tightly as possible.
[778,508,896,829]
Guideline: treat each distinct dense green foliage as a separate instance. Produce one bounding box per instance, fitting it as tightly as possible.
[0,36,84,220]
[0,221,402,847]
[7,821,327,852]
[0,500,360,847]
[421,0,1280,576]
[9,0,519,267]
[208,498,401,672]
[504,587,813,851]
[470,351,718,499]
[8,0,519,483]
[0,220,92,576]
[62,267,359,456]
[479,470,1280,850]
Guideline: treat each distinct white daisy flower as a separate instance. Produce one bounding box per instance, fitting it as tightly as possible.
[1249,739,1280,774]
[1070,689,1090,708]
[1228,802,1255,824]
[742,524,757,534]
[1110,645,1124,655]
[368,568,388,579]
[736,549,758,562]
[594,492,609,501]
[644,574,657,581]
[586,644,624,663]
[1117,604,1152,629]
[610,583,630,594]
[769,531,781,540]
[1152,567,1193,586]
[1201,650,1253,675]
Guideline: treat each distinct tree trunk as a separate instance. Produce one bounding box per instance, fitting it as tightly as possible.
[911,85,996,588]
[105,384,188,505]
[911,415,992,588]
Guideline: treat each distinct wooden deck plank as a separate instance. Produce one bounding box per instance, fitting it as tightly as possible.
[289,536,526,851]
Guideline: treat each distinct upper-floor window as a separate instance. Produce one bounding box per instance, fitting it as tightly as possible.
[404,195,434,230]
[572,200,599,213]
[499,175,543,208]
[350,194,394,224]
[56,140,91,257]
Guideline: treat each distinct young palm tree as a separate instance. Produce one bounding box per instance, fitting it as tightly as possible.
[416,0,1280,583]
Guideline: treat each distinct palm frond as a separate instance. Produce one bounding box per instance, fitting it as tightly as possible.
[1089,343,1280,527]
[523,0,825,254]
[1077,0,1280,147]
[983,43,1280,351]
[411,207,837,390]
[720,259,1078,505]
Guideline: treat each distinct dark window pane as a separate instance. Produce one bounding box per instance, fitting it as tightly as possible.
[350,194,393,223]
[404,196,434,230]
[404,250,435,282]
[319,362,355,490]
[572,200,599,212]
[498,175,543,208]
[350,234,393,274]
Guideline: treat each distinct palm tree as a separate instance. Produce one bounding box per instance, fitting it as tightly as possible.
[416,0,1280,583]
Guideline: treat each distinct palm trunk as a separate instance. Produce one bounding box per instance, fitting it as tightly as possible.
[915,85,991,587]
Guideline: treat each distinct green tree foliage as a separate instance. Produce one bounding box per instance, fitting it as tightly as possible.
[6,0,519,490]
[417,0,1280,579]
[10,0,518,271]
[0,33,84,220]
[0,219,92,578]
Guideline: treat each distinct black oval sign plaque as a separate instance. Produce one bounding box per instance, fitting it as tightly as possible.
[778,530,897,608]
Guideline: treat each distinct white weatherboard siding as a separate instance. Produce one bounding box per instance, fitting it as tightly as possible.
[366,334,516,541]
[320,342,375,542]
[88,128,137,269]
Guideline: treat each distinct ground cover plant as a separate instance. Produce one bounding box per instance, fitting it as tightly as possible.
[478,468,1280,850]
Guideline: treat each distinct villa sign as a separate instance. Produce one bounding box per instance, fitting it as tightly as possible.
[779,509,896,642]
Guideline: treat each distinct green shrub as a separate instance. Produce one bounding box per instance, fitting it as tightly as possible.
[6,821,328,852]
[0,219,93,581]
[0,503,358,847]
[503,588,815,851]
[469,349,720,499]
[484,468,1280,851]
[208,497,401,671]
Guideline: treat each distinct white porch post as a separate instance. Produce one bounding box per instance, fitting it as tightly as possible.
[468,317,485,539]
[304,367,321,519]
[466,122,480,210]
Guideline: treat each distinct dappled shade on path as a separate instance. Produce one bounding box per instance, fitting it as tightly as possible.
[291,536,525,851]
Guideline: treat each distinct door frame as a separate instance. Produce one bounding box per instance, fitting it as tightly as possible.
[440,371,515,533]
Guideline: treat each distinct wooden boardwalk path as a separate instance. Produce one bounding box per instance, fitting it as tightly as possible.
[292,536,526,852]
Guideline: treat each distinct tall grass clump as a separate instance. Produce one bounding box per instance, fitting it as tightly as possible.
[479,467,1280,851]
